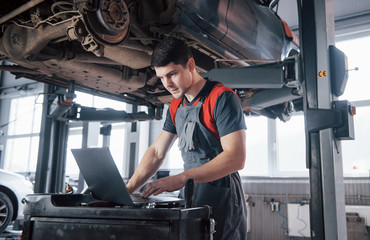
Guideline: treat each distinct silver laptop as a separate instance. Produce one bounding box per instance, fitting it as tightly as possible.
[71,147,184,206]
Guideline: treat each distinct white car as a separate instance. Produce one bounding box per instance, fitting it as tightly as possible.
[0,169,34,233]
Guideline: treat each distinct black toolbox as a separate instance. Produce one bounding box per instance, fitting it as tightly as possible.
[21,194,214,240]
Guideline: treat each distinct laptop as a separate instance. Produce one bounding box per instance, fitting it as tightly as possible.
[71,147,184,206]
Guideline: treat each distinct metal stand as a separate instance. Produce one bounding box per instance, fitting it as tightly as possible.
[299,0,347,239]
[34,84,70,194]
[34,84,55,193]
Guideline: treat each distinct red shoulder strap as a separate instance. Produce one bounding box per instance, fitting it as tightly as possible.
[169,98,182,127]
[169,80,220,126]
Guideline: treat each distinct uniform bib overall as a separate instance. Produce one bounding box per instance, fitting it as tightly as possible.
[175,82,248,240]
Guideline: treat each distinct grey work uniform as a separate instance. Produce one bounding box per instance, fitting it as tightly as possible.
[171,81,248,240]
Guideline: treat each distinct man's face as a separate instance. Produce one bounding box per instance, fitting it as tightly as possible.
[154,61,192,99]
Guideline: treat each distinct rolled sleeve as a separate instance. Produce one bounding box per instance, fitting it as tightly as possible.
[162,108,177,134]
[214,92,246,137]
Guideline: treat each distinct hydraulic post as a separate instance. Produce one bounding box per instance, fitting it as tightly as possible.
[299,0,349,239]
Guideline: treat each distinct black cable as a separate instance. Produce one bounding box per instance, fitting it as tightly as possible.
[278,202,290,239]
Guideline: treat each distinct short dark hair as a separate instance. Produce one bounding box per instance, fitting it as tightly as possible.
[151,37,193,68]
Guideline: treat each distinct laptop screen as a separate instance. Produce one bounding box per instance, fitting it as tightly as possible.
[71,147,185,206]
[71,147,135,205]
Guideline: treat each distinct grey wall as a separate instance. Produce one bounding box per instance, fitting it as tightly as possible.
[242,177,370,240]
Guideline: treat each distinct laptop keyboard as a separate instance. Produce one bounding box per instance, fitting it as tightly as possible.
[130,195,150,203]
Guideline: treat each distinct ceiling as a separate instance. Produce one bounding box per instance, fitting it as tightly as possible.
[277,0,370,40]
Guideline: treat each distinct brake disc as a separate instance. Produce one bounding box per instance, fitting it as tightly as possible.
[83,0,130,45]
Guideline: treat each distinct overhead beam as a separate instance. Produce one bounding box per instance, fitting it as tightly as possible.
[205,62,285,89]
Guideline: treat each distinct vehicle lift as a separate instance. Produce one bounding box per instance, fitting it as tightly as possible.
[33,0,353,239]
[299,0,352,239]
[209,1,354,238]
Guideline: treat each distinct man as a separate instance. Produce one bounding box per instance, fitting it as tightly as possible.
[126,37,248,240]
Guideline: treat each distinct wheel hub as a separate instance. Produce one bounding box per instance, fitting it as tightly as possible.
[0,199,9,227]
[84,0,130,45]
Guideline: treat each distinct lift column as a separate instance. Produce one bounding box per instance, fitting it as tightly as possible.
[299,0,347,239]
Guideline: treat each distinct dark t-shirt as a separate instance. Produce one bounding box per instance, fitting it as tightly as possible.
[163,80,246,140]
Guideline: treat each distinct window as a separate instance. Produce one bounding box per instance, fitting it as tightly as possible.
[240,114,308,177]
[65,129,83,181]
[167,139,183,170]
[276,114,308,175]
[64,91,128,183]
[336,35,370,177]
[7,95,42,135]
[74,91,127,111]
[341,105,370,177]
[4,137,39,172]
[107,124,126,175]
[240,116,268,176]
[337,36,370,102]
[4,95,42,173]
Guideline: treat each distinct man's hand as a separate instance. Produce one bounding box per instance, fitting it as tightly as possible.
[141,174,187,198]
[125,131,177,195]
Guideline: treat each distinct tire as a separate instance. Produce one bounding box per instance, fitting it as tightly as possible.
[0,191,14,233]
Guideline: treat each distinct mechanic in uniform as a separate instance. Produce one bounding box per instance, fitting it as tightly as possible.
[126,37,248,240]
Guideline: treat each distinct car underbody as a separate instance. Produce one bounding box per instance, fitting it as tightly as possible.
[0,0,302,121]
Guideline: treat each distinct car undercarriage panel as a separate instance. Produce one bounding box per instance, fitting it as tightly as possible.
[0,0,301,121]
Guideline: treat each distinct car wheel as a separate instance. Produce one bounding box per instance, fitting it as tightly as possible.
[0,192,14,233]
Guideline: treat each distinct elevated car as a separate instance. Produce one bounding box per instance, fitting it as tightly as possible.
[0,0,300,120]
